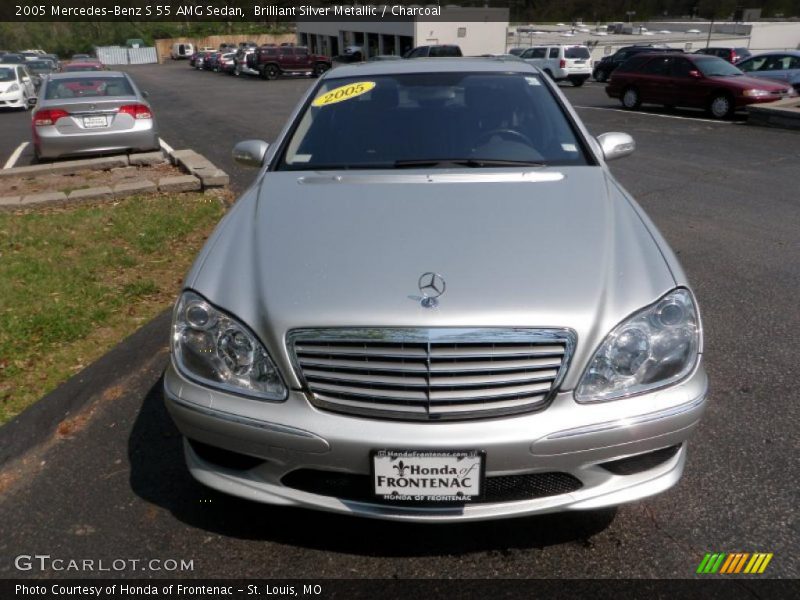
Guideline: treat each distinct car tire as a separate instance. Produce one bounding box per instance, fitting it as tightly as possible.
[312,63,329,78]
[265,64,279,80]
[570,77,586,87]
[621,87,641,109]
[708,93,733,119]
[594,69,608,83]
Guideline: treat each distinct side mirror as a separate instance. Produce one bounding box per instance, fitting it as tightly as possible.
[232,139,269,168]
[688,69,702,79]
[27,97,37,107]
[597,132,635,161]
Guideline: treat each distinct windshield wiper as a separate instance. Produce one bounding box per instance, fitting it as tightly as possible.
[394,158,546,168]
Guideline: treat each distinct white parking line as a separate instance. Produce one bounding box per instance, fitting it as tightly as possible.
[574,105,740,125]
[3,142,29,169]
[158,137,175,154]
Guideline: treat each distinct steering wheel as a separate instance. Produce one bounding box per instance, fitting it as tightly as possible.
[473,128,535,150]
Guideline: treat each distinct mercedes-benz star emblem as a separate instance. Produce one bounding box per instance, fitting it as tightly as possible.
[418,272,446,308]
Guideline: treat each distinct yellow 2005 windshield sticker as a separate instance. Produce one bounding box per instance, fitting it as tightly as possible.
[312,81,376,107]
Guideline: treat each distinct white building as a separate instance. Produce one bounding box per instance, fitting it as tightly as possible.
[296,6,509,58]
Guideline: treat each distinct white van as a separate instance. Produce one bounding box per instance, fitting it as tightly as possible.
[520,45,592,86]
[170,43,194,60]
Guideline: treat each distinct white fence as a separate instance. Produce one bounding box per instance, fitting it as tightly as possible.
[95,46,158,65]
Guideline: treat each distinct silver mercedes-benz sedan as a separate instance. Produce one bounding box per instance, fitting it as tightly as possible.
[32,71,159,160]
[165,58,708,522]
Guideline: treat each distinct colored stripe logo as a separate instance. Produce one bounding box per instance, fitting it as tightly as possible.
[697,553,773,574]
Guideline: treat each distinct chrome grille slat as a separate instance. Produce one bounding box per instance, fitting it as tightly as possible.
[429,395,548,413]
[299,356,563,373]
[429,344,565,357]
[303,368,559,388]
[295,343,427,358]
[288,328,575,421]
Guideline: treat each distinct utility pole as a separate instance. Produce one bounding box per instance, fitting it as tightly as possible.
[705,12,714,49]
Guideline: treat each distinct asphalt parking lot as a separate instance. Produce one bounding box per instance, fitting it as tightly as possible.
[1,60,798,579]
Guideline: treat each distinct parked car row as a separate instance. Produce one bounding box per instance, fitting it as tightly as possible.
[190,44,332,80]
[0,50,111,103]
[595,45,800,93]
[606,52,797,119]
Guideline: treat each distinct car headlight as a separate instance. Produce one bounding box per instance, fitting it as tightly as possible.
[575,289,700,403]
[172,290,287,401]
[8,83,20,92]
[742,89,771,98]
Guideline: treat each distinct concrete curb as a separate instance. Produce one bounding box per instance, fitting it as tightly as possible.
[747,98,800,131]
[169,149,230,188]
[0,155,130,179]
[0,148,226,211]
[0,311,172,469]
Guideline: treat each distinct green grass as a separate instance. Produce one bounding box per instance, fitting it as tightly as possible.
[0,193,225,423]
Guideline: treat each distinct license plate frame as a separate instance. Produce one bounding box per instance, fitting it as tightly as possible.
[83,116,108,129]
[371,449,485,504]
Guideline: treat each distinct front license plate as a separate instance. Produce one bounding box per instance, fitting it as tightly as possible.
[372,450,484,503]
[83,116,108,129]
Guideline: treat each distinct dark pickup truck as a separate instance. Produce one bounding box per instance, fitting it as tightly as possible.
[249,45,331,79]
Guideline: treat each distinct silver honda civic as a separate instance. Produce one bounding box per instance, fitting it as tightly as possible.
[32,71,159,160]
[164,58,708,522]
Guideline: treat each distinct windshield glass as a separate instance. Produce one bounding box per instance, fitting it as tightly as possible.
[44,77,134,99]
[64,64,103,72]
[279,72,589,170]
[695,56,743,77]
[28,61,52,73]
[565,47,591,59]
[0,67,15,82]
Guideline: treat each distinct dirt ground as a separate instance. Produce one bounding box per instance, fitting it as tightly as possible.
[3,162,183,196]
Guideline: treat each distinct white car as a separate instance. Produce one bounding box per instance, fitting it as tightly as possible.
[0,64,35,110]
[519,45,593,86]
[170,42,194,60]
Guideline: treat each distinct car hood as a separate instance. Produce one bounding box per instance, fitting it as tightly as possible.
[188,167,677,389]
[709,74,790,90]
[0,81,20,92]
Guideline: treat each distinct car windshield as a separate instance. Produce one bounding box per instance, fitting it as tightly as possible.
[64,64,102,72]
[279,72,589,170]
[565,47,591,59]
[28,61,52,73]
[0,67,15,82]
[695,56,743,77]
[44,77,134,99]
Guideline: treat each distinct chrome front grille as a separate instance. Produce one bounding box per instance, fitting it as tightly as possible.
[287,328,575,421]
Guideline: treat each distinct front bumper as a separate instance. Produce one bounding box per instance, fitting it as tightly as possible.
[164,361,708,522]
[737,93,797,109]
[0,90,26,108]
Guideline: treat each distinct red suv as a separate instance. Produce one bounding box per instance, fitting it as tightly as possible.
[694,47,752,64]
[252,45,331,80]
[606,53,795,118]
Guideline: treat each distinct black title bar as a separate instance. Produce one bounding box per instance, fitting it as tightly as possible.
[3,1,513,22]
